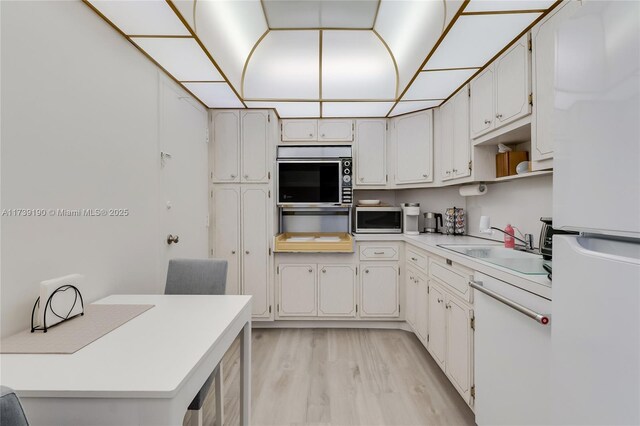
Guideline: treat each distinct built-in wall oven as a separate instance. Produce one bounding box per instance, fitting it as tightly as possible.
[276,146,352,207]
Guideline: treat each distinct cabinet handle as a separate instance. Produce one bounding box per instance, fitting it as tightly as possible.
[470,280,551,325]
[496,113,503,119]
[409,276,414,280]
[308,268,313,273]
[245,250,250,255]
[230,174,236,178]
[484,119,491,124]
[360,177,364,181]
[244,174,249,178]
[453,169,457,173]
[446,170,451,175]
[231,250,236,254]
[322,269,326,273]
[411,257,418,261]
[321,134,325,137]
[309,133,313,137]
[437,298,443,303]
[374,251,385,255]
[365,269,369,273]
[446,303,451,309]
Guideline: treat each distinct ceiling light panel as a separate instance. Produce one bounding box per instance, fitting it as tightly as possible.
[323,102,395,118]
[426,13,542,69]
[131,37,223,81]
[322,31,396,100]
[87,0,190,35]
[195,0,267,89]
[171,0,196,29]
[403,69,477,100]
[465,1,555,13]
[263,0,379,29]
[243,31,319,99]
[389,100,442,117]
[245,102,320,118]
[375,0,446,90]
[184,83,244,108]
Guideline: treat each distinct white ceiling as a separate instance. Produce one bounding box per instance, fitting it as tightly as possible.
[86,0,559,118]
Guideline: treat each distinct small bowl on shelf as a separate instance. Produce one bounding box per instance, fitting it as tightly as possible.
[358,200,381,206]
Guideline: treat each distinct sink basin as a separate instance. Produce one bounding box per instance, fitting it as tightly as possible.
[439,245,540,259]
[438,244,550,276]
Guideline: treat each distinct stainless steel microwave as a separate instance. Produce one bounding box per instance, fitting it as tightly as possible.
[276,146,352,207]
[354,207,403,234]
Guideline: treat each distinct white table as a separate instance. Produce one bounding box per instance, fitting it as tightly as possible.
[0,294,252,426]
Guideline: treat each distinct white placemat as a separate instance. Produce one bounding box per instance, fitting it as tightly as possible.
[0,304,154,354]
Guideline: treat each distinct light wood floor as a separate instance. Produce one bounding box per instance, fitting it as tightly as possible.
[184,328,476,426]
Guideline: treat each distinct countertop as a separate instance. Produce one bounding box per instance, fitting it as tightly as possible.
[354,233,552,300]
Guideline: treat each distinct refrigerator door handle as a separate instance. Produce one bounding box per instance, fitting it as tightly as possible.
[470,280,551,325]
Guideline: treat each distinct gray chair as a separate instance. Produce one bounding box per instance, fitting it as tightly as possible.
[1,386,29,426]
[165,259,228,426]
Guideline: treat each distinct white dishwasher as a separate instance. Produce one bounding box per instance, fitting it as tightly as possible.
[471,272,552,426]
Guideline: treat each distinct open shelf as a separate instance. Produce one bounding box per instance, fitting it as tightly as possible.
[491,170,552,182]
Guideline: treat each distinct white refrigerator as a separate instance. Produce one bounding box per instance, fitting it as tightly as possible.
[552,1,640,424]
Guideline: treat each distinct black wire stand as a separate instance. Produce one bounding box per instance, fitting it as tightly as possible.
[31,285,84,333]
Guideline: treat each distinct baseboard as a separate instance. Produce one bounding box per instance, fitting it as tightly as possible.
[252,320,413,332]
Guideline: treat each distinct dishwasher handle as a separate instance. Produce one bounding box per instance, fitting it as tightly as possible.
[469,280,550,325]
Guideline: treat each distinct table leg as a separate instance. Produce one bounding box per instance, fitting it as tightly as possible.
[240,321,251,426]
[215,362,224,426]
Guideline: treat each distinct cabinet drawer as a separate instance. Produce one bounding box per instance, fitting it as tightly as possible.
[359,244,399,261]
[406,248,428,272]
[429,259,473,303]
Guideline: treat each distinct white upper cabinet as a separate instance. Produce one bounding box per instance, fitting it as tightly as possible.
[439,86,471,181]
[393,110,433,184]
[281,119,317,141]
[495,35,531,126]
[318,120,354,142]
[470,33,532,139]
[531,1,579,169]
[212,110,272,183]
[241,186,271,318]
[211,111,240,182]
[241,111,271,183]
[355,119,387,186]
[281,119,353,142]
[470,67,495,138]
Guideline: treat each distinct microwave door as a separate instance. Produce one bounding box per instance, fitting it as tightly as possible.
[277,160,341,205]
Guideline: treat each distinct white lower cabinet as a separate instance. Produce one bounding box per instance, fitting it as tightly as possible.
[318,264,357,317]
[405,268,418,328]
[428,279,474,406]
[211,184,273,319]
[278,264,317,317]
[415,274,429,343]
[360,263,399,318]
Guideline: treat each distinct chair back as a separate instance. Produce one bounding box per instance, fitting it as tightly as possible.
[165,259,227,296]
[1,386,29,426]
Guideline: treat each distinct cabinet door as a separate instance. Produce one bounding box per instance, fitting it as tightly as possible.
[211,111,240,182]
[415,276,429,343]
[360,264,399,317]
[451,88,471,179]
[318,119,354,142]
[531,1,578,165]
[281,120,317,141]
[318,264,356,317]
[241,186,270,318]
[445,295,473,403]
[405,268,418,328]
[278,264,317,316]
[394,110,433,184]
[241,111,270,183]
[212,186,240,295]
[438,100,454,181]
[470,67,495,139]
[355,119,386,186]
[495,34,531,127]
[428,281,446,369]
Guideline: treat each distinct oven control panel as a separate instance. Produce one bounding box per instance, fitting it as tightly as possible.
[341,158,353,205]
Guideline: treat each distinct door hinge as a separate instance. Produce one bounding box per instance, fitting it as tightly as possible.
[471,385,476,399]
[276,265,280,274]
[269,247,272,256]
[528,38,532,51]
[210,189,213,198]
[398,267,401,276]
[268,190,271,198]
[385,174,388,182]
[427,334,430,343]
[399,304,401,313]
[468,160,473,171]
[210,249,213,256]
[355,267,358,275]
[205,127,210,144]
[528,93,533,106]
[385,121,388,130]
[268,171,271,180]
[356,304,358,313]
[268,114,271,123]
[210,172,213,180]
[277,304,280,312]
[269,305,272,313]
[427,286,430,294]
[470,316,475,330]
[468,86,471,97]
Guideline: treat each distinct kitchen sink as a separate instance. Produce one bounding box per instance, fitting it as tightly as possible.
[437,244,550,276]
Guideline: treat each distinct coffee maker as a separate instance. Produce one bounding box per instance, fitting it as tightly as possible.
[402,203,420,235]
[423,212,443,233]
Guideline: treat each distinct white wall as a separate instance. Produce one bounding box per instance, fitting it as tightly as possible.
[465,174,553,245]
[0,1,208,337]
